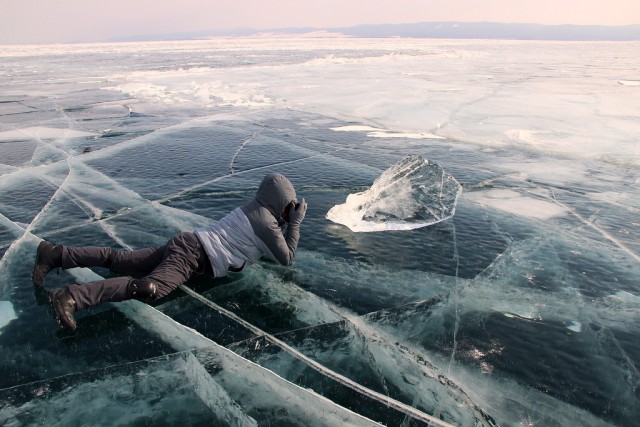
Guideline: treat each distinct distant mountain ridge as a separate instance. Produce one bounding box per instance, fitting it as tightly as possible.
[334,22,640,41]
[107,21,640,43]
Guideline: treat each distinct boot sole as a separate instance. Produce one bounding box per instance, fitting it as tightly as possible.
[49,291,77,332]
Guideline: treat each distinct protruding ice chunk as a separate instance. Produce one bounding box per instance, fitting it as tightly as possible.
[327,155,462,232]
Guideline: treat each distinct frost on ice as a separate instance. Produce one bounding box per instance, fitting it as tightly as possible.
[327,155,462,232]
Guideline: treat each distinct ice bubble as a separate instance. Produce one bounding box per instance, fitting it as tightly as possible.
[327,155,462,232]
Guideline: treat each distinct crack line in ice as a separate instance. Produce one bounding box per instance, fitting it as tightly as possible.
[5,159,71,252]
[230,128,264,175]
[0,348,193,389]
[446,222,461,377]
[28,161,150,249]
[0,213,30,288]
[178,283,455,427]
[1,116,382,250]
[61,269,386,425]
[550,191,640,263]
[520,176,638,262]
[0,158,71,295]
[354,326,392,398]
[0,155,204,250]
[469,170,639,263]
[36,164,102,221]
[4,183,479,424]
[600,322,639,382]
[156,147,346,205]
[0,103,105,255]
[224,291,449,352]
[0,212,26,234]
[7,145,348,247]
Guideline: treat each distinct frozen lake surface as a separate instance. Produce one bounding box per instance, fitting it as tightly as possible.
[0,37,639,426]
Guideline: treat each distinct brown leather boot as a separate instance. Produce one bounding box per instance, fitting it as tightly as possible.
[32,241,63,288]
[49,288,77,332]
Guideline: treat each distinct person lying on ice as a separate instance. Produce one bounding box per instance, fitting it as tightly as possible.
[31,173,307,332]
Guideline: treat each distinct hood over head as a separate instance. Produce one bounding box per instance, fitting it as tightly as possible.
[255,173,297,219]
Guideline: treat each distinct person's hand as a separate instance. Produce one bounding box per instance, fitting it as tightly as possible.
[289,198,307,225]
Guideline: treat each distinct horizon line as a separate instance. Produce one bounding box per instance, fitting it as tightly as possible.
[2,20,639,46]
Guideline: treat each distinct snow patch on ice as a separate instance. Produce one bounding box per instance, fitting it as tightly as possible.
[0,127,96,142]
[566,321,582,333]
[331,125,384,132]
[0,301,17,330]
[367,131,444,139]
[502,311,540,321]
[609,291,640,304]
[504,129,553,145]
[106,73,280,109]
[617,80,640,86]
[331,125,444,140]
[464,189,568,220]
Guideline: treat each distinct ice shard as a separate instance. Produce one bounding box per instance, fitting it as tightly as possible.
[327,155,462,232]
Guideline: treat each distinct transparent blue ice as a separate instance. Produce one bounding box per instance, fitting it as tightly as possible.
[0,38,638,426]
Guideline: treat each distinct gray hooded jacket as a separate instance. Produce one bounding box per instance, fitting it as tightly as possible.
[194,173,300,277]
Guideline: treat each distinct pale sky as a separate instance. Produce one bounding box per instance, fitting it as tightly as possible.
[1,0,639,44]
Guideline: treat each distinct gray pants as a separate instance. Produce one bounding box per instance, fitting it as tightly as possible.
[63,232,211,310]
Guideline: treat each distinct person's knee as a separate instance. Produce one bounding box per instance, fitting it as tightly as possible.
[127,278,159,302]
